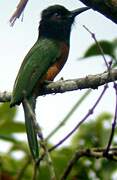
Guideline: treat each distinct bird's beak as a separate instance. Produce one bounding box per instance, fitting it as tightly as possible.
[70,7,90,18]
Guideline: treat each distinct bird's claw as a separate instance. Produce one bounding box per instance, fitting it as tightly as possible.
[44,80,53,85]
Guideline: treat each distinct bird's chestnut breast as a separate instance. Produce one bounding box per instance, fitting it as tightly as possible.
[45,42,69,81]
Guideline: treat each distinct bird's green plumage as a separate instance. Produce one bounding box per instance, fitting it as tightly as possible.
[10,4,89,161]
[10,38,60,106]
[10,38,61,160]
[22,97,39,160]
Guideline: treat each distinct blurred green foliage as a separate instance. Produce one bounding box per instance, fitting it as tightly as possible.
[0,103,117,180]
[0,103,25,135]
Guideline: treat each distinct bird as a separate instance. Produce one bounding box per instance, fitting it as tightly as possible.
[10,5,90,160]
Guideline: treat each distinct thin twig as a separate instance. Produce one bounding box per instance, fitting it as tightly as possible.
[61,147,117,180]
[49,84,108,152]
[32,163,38,180]
[46,89,91,141]
[37,84,108,165]
[104,82,117,156]
[16,156,31,180]
[83,25,109,70]
[83,25,117,157]
[39,136,57,180]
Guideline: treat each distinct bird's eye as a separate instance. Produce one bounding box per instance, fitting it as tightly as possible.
[54,12,60,16]
[52,12,61,19]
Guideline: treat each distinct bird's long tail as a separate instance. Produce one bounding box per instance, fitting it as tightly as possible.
[22,96,39,160]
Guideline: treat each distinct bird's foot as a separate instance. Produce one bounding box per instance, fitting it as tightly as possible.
[44,80,53,85]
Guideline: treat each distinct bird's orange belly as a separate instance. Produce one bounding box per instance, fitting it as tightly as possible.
[45,42,69,81]
[33,42,69,96]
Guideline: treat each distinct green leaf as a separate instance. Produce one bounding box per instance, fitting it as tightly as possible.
[0,103,25,134]
[82,40,116,60]
[0,102,17,122]
[111,39,117,67]
[0,121,25,134]
[0,134,18,143]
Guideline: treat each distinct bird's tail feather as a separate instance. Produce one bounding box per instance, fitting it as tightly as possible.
[22,97,39,160]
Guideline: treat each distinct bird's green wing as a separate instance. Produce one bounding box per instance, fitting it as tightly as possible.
[10,38,60,106]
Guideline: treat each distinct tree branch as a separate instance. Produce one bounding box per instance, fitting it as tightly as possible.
[103,82,117,156]
[61,147,117,180]
[0,69,117,103]
[9,0,29,26]
[41,69,117,94]
[79,0,117,24]
[0,91,11,102]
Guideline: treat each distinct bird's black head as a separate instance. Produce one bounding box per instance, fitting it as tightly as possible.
[39,5,89,44]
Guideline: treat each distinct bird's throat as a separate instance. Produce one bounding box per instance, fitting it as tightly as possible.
[38,20,72,45]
